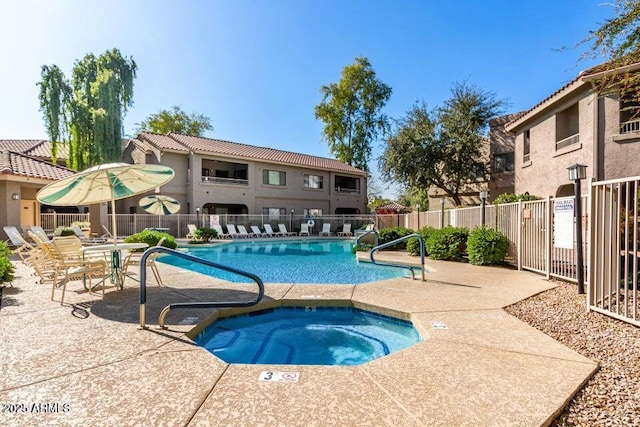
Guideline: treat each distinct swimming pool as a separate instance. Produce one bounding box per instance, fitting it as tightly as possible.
[160,240,413,284]
[195,306,422,365]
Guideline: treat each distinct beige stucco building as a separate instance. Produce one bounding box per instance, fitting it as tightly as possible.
[506,62,640,197]
[123,132,369,217]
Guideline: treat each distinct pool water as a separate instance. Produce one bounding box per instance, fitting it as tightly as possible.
[195,307,422,365]
[160,240,413,284]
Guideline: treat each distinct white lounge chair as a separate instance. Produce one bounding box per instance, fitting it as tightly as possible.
[70,225,106,245]
[30,226,52,242]
[186,224,197,239]
[237,225,255,238]
[251,225,268,237]
[263,224,283,237]
[226,224,243,238]
[319,223,332,236]
[3,225,35,260]
[299,223,310,236]
[278,224,297,236]
[212,224,230,239]
[338,224,353,237]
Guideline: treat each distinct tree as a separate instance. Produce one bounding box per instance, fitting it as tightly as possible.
[135,105,213,137]
[397,188,429,211]
[314,56,392,172]
[380,83,504,206]
[38,48,136,170]
[581,0,640,106]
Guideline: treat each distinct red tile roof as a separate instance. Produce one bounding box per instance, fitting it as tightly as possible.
[0,139,68,161]
[0,150,74,180]
[135,132,368,176]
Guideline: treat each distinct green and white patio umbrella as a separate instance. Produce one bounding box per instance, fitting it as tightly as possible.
[37,163,175,240]
[138,194,181,215]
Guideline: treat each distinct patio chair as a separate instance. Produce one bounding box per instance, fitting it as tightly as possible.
[70,225,107,245]
[186,224,197,239]
[212,224,231,239]
[263,224,283,237]
[337,224,353,237]
[122,237,166,286]
[250,225,268,237]
[237,225,255,238]
[299,223,310,236]
[278,224,297,236]
[226,224,242,238]
[319,223,332,236]
[31,232,108,305]
[3,225,35,261]
[30,226,52,243]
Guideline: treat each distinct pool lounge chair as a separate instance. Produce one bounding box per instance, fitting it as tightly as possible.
[250,225,268,237]
[226,224,243,238]
[319,223,332,236]
[30,226,52,242]
[299,223,310,236]
[263,224,282,237]
[70,225,107,245]
[237,225,255,238]
[122,237,166,286]
[278,224,297,236]
[337,224,353,237]
[212,224,230,239]
[186,224,197,239]
[3,225,35,261]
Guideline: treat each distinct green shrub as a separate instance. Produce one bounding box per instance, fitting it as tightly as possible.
[124,230,178,251]
[407,226,435,256]
[378,227,413,250]
[467,227,509,265]
[426,227,469,261]
[0,241,15,284]
[352,243,372,253]
[54,226,76,237]
[193,227,218,242]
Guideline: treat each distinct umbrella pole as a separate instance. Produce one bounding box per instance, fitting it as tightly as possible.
[111,197,118,241]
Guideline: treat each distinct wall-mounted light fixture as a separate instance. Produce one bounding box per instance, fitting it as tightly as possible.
[11,193,20,200]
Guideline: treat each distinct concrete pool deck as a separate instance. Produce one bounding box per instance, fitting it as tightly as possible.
[1,250,597,426]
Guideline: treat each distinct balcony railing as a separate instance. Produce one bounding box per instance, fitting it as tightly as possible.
[202,176,249,186]
[335,187,360,194]
[621,119,640,134]
[555,133,580,150]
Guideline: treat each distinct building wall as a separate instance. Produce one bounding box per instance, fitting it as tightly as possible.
[488,113,520,200]
[602,95,640,180]
[514,89,596,197]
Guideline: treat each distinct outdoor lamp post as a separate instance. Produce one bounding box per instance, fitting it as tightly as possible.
[290,209,294,230]
[567,163,587,294]
[396,208,401,227]
[440,197,446,229]
[196,207,200,229]
[416,203,420,229]
[479,190,488,226]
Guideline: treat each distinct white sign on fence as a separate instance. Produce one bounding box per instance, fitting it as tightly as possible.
[209,215,220,227]
[554,199,574,249]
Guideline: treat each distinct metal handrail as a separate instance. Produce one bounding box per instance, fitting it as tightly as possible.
[369,233,426,281]
[138,247,264,329]
[355,229,379,246]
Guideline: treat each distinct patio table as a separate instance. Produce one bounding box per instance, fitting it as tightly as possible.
[81,243,148,290]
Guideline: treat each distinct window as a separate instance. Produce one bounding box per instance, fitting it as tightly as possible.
[262,207,286,220]
[493,152,514,173]
[304,208,323,217]
[523,130,530,163]
[620,98,640,134]
[555,103,579,149]
[304,174,323,189]
[263,169,286,186]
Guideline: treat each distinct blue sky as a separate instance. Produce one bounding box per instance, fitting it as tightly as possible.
[0,0,615,197]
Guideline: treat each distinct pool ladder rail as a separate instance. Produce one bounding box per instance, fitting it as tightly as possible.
[368,233,426,282]
[137,247,265,329]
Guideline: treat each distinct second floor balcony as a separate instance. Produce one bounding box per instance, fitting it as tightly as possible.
[201,159,248,186]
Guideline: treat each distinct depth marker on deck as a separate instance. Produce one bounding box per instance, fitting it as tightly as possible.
[259,371,300,382]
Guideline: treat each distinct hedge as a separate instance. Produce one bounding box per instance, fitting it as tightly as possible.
[407,226,435,256]
[467,226,509,265]
[425,227,469,261]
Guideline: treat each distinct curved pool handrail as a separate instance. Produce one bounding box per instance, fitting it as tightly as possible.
[369,233,425,281]
[138,246,264,329]
[355,229,379,247]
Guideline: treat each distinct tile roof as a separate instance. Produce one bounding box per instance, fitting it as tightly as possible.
[0,139,68,161]
[135,132,368,176]
[0,150,74,181]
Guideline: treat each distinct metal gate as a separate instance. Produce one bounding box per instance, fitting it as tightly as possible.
[589,176,640,326]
